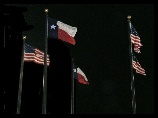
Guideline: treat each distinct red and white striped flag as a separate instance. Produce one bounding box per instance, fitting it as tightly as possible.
[24,43,50,66]
[132,55,146,76]
[130,23,143,53]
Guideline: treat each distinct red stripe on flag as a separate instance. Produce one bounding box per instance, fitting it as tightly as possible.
[58,28,76,45]
[77,73,89,85]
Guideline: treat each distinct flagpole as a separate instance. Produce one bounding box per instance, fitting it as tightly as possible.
[42,9,48,114]
[71,58,75,114]
[127,15,136,114]
[4,26,6,47]
[17,35,26,114]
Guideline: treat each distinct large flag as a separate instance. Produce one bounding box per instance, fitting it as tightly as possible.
[73,66,89,85]
[24,43,50,66]
[48,17,77,45]
[132,54,146,76]
[130,24,143,53]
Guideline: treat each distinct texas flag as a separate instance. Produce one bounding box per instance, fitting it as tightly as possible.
[48,17,77,45]
[73,66,89,85]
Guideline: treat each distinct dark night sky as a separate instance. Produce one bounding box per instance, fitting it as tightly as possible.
[9,4,154,114]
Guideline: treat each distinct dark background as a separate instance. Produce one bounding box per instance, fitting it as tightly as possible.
[7,4,154,114]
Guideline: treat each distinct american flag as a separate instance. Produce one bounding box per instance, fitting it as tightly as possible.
[24,43,50,66]
[130,24,143,53]
[132,54,146,76]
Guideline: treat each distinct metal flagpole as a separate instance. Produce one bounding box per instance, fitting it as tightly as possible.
[4,26,6,47]
[17,35,26,114]
[42,9,49,114]
[127,15,136,114]
[71,58,75,114]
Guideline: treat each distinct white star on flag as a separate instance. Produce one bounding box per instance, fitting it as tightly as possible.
[51,24,56,30]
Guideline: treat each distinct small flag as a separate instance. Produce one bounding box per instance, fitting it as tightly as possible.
[73,66,89,85]
[132,54,146,76]
[48,17,77,45]
[130,24,143,53]
[24,43,50,66]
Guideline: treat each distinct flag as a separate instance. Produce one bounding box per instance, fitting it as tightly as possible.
[24,43,50,66]
[130,24,143,53]
[132,54,146,76]
[48,17,77,45]
[73,66,89,85]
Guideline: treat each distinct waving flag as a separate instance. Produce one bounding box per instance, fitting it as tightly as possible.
[130,24,143,53]
[24,43,50,66]
[48,17,77,45]
[73,66,89,85]
[132,54,146,76]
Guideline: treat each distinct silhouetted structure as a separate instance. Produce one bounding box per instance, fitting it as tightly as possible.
[3,4,72,114]
[3,4,33,114]
[47,38,72,114]
[20,39,72,114]
[20,62,44,114]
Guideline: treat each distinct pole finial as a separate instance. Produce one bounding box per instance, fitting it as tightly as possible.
[45,9,49,13]
[23,36,26,40]
[127,15,131,21]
